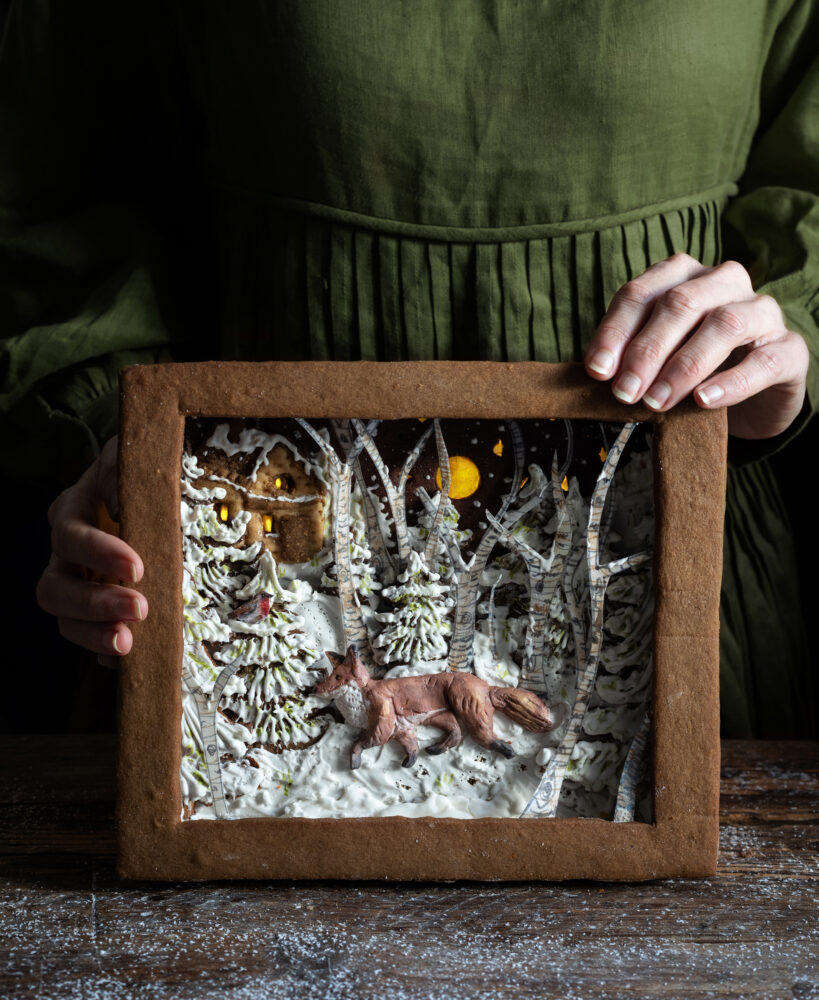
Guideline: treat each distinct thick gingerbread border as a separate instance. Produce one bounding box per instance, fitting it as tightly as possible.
[117,362,725,881]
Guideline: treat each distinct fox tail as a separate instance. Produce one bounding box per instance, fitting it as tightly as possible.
[489,686,566,732]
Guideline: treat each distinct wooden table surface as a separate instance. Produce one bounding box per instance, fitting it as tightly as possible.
[0,737,816,1000]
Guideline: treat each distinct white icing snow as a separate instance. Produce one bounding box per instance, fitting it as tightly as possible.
[179,418,655,824]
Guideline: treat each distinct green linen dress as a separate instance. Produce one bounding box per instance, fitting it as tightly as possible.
[1,1,817,735]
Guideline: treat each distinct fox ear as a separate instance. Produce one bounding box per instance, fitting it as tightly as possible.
[325,650,344,667]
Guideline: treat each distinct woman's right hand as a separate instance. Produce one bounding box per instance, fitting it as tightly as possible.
[35,436,148,667]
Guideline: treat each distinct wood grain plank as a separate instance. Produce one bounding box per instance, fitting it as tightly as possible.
[0,738,816,1000]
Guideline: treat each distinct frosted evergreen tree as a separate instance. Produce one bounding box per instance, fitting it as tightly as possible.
[373,550,454,666]
[180,450,266,813]
[215,550,325,752]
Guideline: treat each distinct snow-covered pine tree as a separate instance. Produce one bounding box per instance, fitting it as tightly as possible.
[180,451,265,814]
[372,550,454,666]
[214,550,325,752]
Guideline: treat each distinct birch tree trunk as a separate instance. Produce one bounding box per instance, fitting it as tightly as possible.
[445,421,526,671]
[485,498,571,693]
[522,422,651,818]
[331,418,395,590]
[296,419,373,652]
[352,418,434,572]
[613,710,652,822]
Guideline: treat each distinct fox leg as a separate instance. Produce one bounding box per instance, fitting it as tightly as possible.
[350,699,396,770]
[424,712,463,755]
[393,726,420,768]
[351,729,387,770]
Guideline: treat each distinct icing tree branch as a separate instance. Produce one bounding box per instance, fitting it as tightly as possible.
[613,710,652,822]
[556,467,588,670]
[423,419,451,565]
[351,418,434,571]
[190,660,247,820]
[523,421,651,817]
[296,418,375,652]
[485,465,571,693]
[415,486,466,625]
[487,571,502,662]
[331,419,396,590]
[444,421,526,672]
[416,488,470,576]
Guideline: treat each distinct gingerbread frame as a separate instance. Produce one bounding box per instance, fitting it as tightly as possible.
[117,361,725,881]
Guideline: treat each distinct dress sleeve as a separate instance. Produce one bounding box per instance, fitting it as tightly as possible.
[0,2,189,485]
[720,0,819,463]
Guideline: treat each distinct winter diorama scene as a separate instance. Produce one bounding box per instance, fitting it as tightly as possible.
[180,414,655,823]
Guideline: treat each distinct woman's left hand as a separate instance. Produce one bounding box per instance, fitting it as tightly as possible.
[583,253,809,439]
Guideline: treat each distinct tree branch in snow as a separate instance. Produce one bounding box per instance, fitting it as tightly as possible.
[613,710,652,822]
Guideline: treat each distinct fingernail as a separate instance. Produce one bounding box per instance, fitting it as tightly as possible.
[644,381,671,410]
[130,564,139,583]
[113,632,122,654]
[696,384,725,406]
[612,372,641,403]
[132,599,143,621]
[587,349,616,376]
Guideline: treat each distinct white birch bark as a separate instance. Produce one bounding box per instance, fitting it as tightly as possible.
[193,661,246,820]
[613,710,652,822]
[351,418,434,571]
[523,422,651,817]
[487,570,502,662]
[485,503,571,692]
[423,419,451,564]
[331,419,395,589]
[445,420,526,671]
[296,418,373,651]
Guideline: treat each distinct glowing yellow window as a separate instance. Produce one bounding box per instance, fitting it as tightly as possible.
[218,504,229,522]
[263,515,273,533]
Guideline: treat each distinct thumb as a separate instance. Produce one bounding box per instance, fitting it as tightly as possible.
[94,436,121,521]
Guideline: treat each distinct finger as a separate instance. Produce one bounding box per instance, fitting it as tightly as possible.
[50,505,143,582]
[642,295,785,411]
[610,260,755,404]
[94,437,121,521]
[58,618,133,657]
[694,331,809,431]
[36,561,147,622]
[585,253,711,380]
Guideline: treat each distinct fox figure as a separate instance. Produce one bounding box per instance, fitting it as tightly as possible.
[315,646,567,770]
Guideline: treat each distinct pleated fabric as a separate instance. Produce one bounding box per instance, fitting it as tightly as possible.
[216,193,729,366]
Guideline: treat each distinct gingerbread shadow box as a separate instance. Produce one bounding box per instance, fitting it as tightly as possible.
[116,361,725,881]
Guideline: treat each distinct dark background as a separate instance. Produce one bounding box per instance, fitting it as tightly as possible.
[2,415,816,737]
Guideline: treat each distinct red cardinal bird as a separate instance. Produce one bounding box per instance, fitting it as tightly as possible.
[231,592,273,624]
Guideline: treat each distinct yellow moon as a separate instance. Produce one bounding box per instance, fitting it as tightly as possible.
[436,456,480,499]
